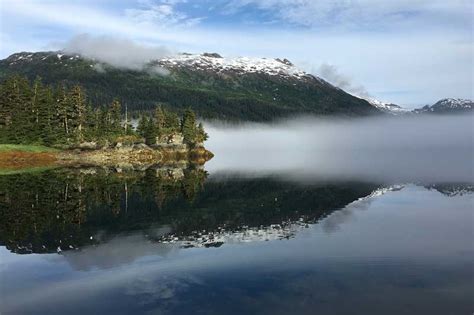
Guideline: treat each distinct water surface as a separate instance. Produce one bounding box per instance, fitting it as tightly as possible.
[1,116,473,314]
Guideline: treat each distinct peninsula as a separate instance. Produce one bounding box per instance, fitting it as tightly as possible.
[0,75,213,170]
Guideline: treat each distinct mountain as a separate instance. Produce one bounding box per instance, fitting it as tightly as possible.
[363,97,473,115]
[0,51,381,121]
[413,98,473,114]
[364,97,409,115]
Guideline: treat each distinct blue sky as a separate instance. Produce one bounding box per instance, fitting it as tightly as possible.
[0,0,472,107]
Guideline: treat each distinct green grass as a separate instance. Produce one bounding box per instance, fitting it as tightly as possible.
[0,144,59,153]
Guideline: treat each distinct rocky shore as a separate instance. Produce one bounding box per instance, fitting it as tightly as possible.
[57,143,213,168]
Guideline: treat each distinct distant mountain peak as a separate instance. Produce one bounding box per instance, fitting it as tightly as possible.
[413,98,473,114]
[363,97,409,115]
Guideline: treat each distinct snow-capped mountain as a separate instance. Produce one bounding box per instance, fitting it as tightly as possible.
[413,98,473,114]
[363,97,409,115]
[0,51,382,120]
[156,53,317,81]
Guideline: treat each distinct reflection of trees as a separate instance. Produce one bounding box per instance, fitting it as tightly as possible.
[0,168,378,254]
[0,166,207,254]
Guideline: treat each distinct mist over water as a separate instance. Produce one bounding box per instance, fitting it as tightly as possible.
[205,114,474,183]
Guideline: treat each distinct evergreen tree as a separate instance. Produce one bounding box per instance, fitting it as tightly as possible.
[137,115,148,138]
[164,110,179,133]
[181,108,197,145]
[0,75,209,147]
[144,117,157,145]
[10,76,33,143]
[196,122,208,144]
[69,85,86,141]
[109,99,122,134]
[154,104,165,136]
[54,85,70,141]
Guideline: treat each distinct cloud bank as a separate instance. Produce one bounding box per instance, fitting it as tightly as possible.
[205,114,474,183]
[63,34,173,71]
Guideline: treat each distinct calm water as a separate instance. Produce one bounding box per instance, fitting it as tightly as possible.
[0,166,473,314]
[1,117,473,314]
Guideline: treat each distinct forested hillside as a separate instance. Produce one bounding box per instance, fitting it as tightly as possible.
[0,75,207,147]
[0,51,382,121]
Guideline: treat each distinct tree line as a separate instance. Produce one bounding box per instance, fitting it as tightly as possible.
[0,75,208,147]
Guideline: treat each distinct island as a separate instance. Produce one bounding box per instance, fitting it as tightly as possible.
[0,75,213,171]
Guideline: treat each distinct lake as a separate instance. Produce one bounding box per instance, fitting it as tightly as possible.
[1,117,473,315]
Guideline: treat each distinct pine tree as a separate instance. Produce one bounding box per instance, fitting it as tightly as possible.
[39,86,55,145]
[137,115,148,138]
[109,99,122,134]
[69,85,86,141]
[144,117,157,145]
[154,104,165,136]
[0,75,210,147]
[10,76,33,143]
[54,85,70,141]
[164,110,179,133]
[181,108,197,145]
[196,122,208,144]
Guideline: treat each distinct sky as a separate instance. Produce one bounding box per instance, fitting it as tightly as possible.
[0,0,472,107]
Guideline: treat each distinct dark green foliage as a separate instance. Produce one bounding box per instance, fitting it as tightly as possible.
[181,108,197,145]
[0,167,378,254]
[164,110,180,132]
[196,122,208,143]
[0,51,382,122]
[154,104,165,136]
[0,75,208,147]
[144,117,157,145]
[0,76,129,145]
[0,167,209,253]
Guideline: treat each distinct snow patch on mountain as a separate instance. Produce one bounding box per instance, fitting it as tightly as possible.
[157,53,315,80]
[414,98,473,113]
[364,97,409,114]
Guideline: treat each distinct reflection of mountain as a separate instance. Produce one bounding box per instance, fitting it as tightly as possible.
[0,167,379,254]
[424,184,474,197]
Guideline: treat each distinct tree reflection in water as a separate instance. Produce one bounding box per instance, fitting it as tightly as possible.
[0,166,379,254]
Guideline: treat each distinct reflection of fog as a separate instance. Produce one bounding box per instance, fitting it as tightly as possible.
[2,185,473,314]
[321,185,404,233]
[204,115,474,183]
[62,232,177,271]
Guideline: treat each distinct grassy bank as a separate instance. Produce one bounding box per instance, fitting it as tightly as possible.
[0,145,59,172]
[0,144,59,153]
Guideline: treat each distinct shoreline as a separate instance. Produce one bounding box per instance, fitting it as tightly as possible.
[0,144,213,171]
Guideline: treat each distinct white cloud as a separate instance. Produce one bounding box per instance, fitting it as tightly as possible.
[223,0,472,30]
[63,34,173,71]
[126,0,204,28]
[0,0,472,106]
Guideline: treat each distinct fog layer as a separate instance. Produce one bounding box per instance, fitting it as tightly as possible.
[205,115,473,183]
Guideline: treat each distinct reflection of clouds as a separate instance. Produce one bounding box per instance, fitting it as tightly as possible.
[1,251,207,314]
[322,208,356,233]
[62,228,176,271]
[126,274,203,310]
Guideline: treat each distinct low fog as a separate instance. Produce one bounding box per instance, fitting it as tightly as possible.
[204,114,473,183]
[63,34,173,73]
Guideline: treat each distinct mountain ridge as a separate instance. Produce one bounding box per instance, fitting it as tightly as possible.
[0,50,381,121]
